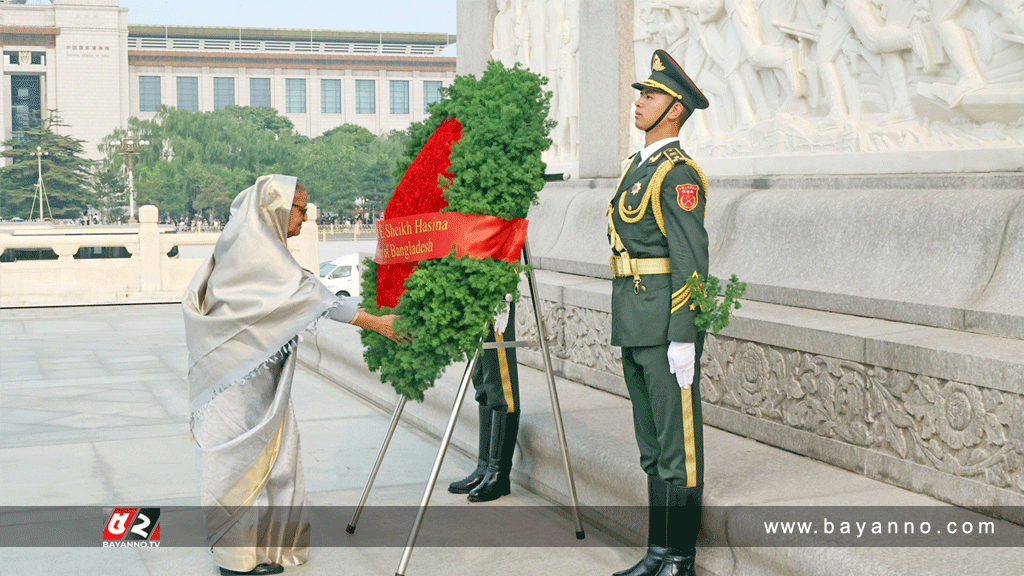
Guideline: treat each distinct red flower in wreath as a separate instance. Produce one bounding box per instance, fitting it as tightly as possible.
[376,118,463,308]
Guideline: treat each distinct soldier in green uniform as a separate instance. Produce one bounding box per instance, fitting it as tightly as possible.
[609,50,710,576]
[448,302,521,503]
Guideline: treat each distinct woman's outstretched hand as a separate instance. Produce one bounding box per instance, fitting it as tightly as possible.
[353,310,409,343]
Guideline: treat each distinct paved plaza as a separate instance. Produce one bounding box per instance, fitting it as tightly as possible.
[3,303,1023,576]
[0,304,627,575]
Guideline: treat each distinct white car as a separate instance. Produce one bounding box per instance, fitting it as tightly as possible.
[318,253,361,297]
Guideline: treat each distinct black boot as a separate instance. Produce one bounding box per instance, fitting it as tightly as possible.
[613,475,668,576]
[652,483,702,576]
[449,405,493,493]
[467,410,520,503]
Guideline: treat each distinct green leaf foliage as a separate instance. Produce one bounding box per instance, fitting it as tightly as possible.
[97,107,406,222]
[684,273,748,334]
[292,125,408,217]
[361,61,553,400]
[98,106,294,220]
[0,111,94,220]
[361,251,522,401]
[442,63,555,219]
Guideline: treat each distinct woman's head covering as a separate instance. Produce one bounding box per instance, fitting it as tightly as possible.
[182,174,334,413]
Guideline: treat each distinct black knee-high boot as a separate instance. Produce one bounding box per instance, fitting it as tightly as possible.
[467,409,519,502]
[613,475,668,576]
[449,404,492,493]
[653,483,701,576]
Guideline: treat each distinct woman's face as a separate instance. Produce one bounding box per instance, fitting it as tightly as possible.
[287,184,308,238]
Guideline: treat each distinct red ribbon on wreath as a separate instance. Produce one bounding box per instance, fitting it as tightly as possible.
[375,117,528,309]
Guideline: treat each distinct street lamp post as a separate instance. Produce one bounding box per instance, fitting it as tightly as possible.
[30,146,53,222]
[111,137,150,223]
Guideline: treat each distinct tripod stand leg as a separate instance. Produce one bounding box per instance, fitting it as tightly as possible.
[347,395,408,534]
[395,348,480,576]
[522,238,586,539]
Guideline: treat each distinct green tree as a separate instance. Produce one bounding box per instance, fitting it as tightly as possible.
[97,108,408,223]
[99,106,298,220]
[292,125,407,218]
[191,167,235,222]
[220,105,297,139]
[0,111,94,220]
[91,156,127,222]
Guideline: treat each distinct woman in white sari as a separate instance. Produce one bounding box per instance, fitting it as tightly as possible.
[183,175,399,575]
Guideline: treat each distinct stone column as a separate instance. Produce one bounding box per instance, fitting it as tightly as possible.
[459,1,634,178]
[578,2,633,178]
[138,205,160,293]
[456,0,495,77]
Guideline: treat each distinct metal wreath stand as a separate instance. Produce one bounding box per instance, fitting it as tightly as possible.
[345,237,586,576]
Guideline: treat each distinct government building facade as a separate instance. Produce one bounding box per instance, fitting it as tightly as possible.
[1,0,456,160]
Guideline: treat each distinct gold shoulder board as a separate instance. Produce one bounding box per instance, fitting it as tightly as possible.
[663,148,686,164]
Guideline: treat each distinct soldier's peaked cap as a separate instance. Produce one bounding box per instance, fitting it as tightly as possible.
[632,49,709,112]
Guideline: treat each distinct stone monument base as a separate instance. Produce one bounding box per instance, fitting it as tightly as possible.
[516,174,1024,521]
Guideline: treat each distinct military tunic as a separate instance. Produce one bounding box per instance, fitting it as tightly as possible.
[608,139,709,489]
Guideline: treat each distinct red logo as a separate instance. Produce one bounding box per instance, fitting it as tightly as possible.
[103,508,160,542]
[676,184,699,211]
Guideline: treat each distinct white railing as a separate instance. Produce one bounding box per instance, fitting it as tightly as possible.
[0,205,320,307]
[316,223,377,242]
[127,37,446,56]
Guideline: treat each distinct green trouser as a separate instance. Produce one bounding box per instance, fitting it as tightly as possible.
[621,338,704,486]
[473,303,520,414]
[622,337,705,555]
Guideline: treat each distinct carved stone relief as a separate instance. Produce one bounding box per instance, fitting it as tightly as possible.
[516,294,621,374]
[633,0,1024,156]
[491,0,580,166]
[518,294,1024,498]
[703,334,1024,496]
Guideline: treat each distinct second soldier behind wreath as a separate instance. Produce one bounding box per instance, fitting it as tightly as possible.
[609,50,710,576]
[448,300,520,502]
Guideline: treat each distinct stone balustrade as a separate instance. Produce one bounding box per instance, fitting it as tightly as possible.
[0,204,320,307]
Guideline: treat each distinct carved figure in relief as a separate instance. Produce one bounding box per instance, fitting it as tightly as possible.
[556,0,580,161]
[837,0,932,122]
[778,0,864,125]
[630,0,1024,153]
[544,0,565,160]
[522,0,548,78]
[491,0,524,66]
[671,0,734,139]
[646,1,691,57]
[641,0,747,140]
[916,0,988,108]
[721,0,808,108]
[985,0,1024,39]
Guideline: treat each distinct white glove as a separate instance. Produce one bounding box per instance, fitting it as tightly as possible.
[667,341,696,390]
[493,293,513,334]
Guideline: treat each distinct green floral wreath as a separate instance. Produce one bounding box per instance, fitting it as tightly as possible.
[360,62,554,401]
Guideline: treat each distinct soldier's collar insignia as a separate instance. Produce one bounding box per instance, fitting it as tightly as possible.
[652,54,666,72]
